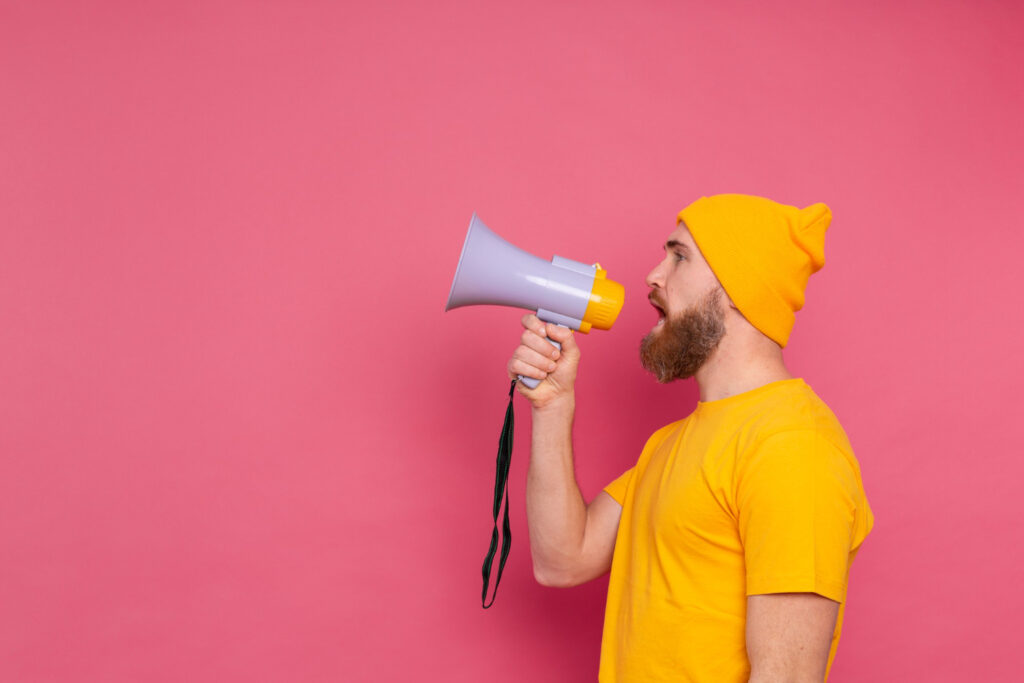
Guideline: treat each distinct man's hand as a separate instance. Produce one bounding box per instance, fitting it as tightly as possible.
[506,314,580,410]
[746,592,840,682]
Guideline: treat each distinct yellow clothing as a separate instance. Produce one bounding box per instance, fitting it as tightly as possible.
[599,378,872,682]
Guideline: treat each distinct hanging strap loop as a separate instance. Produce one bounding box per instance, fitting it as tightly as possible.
[481,379,517,608]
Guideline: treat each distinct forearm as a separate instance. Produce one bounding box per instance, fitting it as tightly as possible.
[748,671,823,683]
[525,394,587,584]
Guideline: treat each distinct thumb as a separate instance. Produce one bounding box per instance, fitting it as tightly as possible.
[545,323,579,354]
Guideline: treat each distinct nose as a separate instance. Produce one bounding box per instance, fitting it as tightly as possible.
[645,260,666,289]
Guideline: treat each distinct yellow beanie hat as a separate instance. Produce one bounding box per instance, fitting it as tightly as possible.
[677,194,831,348]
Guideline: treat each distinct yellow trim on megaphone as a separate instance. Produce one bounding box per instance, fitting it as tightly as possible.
[582,266,625,331]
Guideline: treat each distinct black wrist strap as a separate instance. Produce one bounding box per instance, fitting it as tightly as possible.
[481,379,516,609]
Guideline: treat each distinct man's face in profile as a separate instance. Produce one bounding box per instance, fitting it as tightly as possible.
[640,224,728,382]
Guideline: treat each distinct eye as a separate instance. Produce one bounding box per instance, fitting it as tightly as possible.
[673,252,686,262]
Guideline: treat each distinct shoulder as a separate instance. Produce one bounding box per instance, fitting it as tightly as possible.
[747,382,855,456]
[646,417,689,446]
[733,383,866,489]
[632,417,690,469]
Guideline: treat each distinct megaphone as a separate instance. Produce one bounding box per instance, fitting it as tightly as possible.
[446,213,625,388]
[446,213,626,609]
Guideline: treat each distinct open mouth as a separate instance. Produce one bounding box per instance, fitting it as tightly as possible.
[649,296,666,325]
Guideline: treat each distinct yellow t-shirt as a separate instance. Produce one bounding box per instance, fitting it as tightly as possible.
[600,378,872,682]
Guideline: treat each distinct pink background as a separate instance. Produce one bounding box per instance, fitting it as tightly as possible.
[2,1,1022,681]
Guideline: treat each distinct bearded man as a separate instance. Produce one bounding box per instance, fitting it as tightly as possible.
[506,194,873,682]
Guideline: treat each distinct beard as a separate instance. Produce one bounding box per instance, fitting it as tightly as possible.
[640,286,727,383]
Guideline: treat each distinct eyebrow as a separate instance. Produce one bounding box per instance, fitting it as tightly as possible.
[664,240,691,253]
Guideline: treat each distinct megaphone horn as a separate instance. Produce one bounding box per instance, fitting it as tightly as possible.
[446,214,624,388]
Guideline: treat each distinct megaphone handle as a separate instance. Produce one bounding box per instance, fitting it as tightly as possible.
[517,332,564,390]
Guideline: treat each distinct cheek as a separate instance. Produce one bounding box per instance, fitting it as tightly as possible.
[664,271,695,302]
[668,265,716,298]
[663,292,689,317]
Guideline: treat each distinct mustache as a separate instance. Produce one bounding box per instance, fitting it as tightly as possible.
[648,291,666,310]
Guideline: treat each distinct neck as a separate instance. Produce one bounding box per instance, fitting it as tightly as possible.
[694,329,793,402]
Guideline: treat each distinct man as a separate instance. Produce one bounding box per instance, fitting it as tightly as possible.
[506,194,873,682]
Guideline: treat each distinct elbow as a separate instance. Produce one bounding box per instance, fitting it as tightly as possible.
[533,564,578,588]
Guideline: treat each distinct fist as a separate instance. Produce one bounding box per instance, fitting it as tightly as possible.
[506,314,581,407]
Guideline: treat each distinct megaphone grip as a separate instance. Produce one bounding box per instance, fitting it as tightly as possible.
[517,333,563,390]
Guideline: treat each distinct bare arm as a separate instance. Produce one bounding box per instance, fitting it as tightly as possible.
[746,593,840,683]
[528,401,622,587]
[507,315,623,587]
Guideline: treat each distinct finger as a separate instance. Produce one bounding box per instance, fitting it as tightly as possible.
[513,345,559,374]
[521,313,541,330]
[507,356,549,382]
[522,315,547,338]
[521,328,561,360]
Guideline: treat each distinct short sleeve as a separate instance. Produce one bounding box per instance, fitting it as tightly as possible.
[602,466,635,505]
[737,430,860,603]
